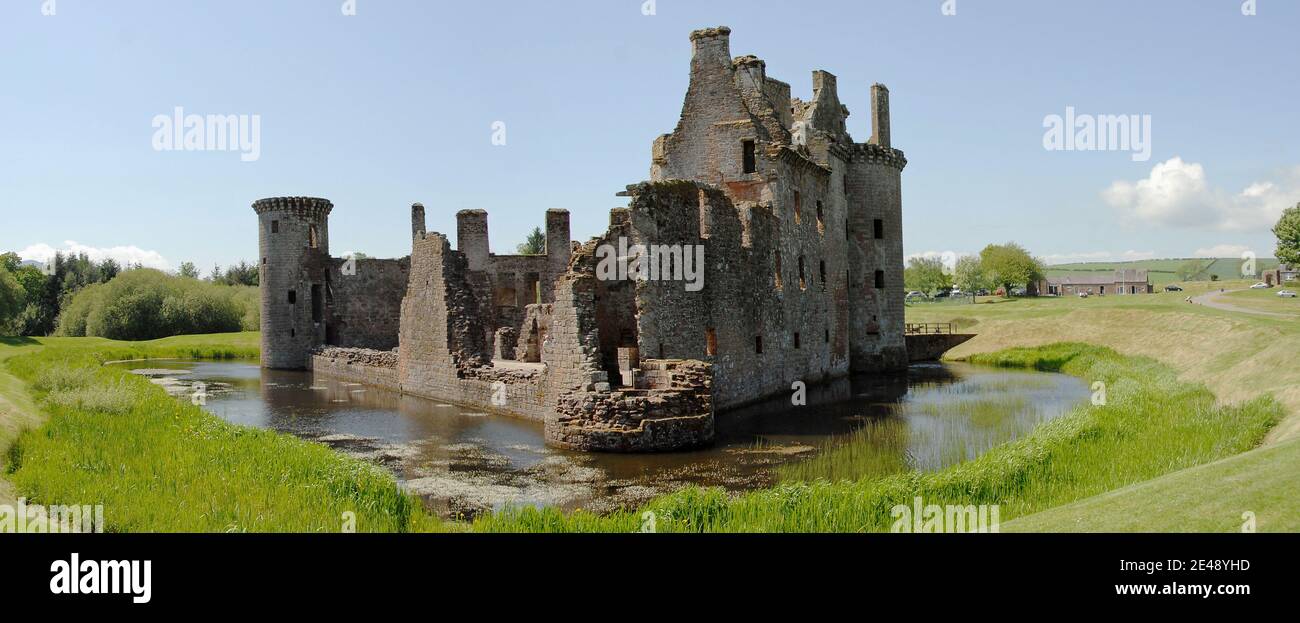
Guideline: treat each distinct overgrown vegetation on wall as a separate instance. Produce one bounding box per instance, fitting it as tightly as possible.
[53,270,258,340]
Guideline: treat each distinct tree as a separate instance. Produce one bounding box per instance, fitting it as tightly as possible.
[1176,260,1204,281]
[0,265,25,334]
[1275,203,1300,267]
[517,227,546,255]
[178,262,201,279]
[979,242,1044,296]
[904,256,952,296]
[953,255,989,298]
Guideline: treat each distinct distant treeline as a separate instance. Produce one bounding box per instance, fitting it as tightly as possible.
[0,252,259,340]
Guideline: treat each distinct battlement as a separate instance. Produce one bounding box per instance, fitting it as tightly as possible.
[252,196,333,218]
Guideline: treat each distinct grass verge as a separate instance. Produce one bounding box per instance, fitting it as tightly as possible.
[473,343,1279,532]
[1,334,444,532]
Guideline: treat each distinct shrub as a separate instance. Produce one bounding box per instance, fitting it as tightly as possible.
[55,269,255,340]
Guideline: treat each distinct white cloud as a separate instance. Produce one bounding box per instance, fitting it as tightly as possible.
[17,241,171,271]
[1041,250,1157,265]
[1103,157,1300,232]
[1193,244,1253,258]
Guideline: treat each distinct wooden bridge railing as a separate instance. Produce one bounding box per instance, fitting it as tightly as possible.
[905,322,954,335]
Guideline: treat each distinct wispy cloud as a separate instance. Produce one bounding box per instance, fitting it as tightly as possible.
[17,241,171,271]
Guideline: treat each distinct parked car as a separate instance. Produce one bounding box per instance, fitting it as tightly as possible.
[1279,290,1297,298]
[1164,284,1184,292]
[1250,282,1271,289]
[1077,291,1089,298]
[975,289,990,297]
[905,291,927,301]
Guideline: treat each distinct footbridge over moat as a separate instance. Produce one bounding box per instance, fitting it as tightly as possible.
[904,323,976,363]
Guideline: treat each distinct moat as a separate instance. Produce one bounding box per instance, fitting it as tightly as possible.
[121,360,1088,519]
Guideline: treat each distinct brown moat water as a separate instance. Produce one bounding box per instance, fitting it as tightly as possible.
[119,360,1088,519]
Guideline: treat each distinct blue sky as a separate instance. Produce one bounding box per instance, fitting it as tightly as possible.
[2,0,1298,272]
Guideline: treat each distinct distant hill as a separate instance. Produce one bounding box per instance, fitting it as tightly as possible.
[1045,258,1281,286]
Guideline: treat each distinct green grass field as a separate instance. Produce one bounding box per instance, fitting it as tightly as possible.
[1045,257,1281,286]
[908,282,1300,531]
[2,298,1293,532]
[0,334,444,532]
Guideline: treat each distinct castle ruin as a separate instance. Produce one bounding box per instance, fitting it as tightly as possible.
[255,26,907,452]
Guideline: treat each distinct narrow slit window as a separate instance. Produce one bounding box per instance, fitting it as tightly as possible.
[798,256,806,290]
[774,251,783,290]
[793,332,801,350]
[271,220,280,234]
[755,335,763,355]
[873,218,884,240]
[706,328,718,357]
[816,201,824,234]
[742,140,756,173]
[794,191,802,224]
[287,290,296,305]
[819,260,827,291]
[875,270,885,289]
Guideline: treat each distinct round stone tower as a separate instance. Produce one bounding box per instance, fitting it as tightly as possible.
[254,196,333,369]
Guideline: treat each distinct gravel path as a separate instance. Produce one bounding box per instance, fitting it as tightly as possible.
[1189,289,1295,319]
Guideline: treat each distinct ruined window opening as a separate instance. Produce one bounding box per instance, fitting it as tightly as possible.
[706,328,717,357]
[659,343,665,359]
[261,257,266,265]
[794,332,801,350]
[524,273,541,305]
[271,220,279,234]
[798,256,806,290]
[287,290,296,305]
[742,140,756,173]
[874,270,885,289]
[824,329,830,344]
[774,251,783,290]
[793,191,802,224]
[311,284,323,323]
[874,219,884,240]
[819,260,827,291]
[754,335,763,355]
[816,201,824,235]
[309,224,319,249]
[290,327,295,338]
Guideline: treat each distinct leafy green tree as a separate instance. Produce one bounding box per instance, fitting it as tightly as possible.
[0,265,26,334]
[178,261,201,279]
[979,242,1044,296]
[904,256,952,296]
[517,227,546,255]
[953,255,989,297]
[1275,203,1300,267]
[1176,260,1204,281]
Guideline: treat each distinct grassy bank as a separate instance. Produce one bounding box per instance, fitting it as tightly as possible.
[1,334,441,532]
[474,343,1278,532]
[907,280,1300,444]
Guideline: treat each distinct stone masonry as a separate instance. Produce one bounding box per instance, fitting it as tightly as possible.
[256,26,907,452]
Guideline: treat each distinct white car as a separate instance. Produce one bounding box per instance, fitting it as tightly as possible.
[1077,291,1089,298]
[1250,282,1271,289]
[1279,290,1297,298]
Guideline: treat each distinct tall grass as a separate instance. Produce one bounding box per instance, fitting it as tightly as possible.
[4,335,444,532]
[474,343,1280,532]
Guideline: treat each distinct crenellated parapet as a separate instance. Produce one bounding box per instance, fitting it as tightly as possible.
[849,143,908,171]
[252,196,333,219]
